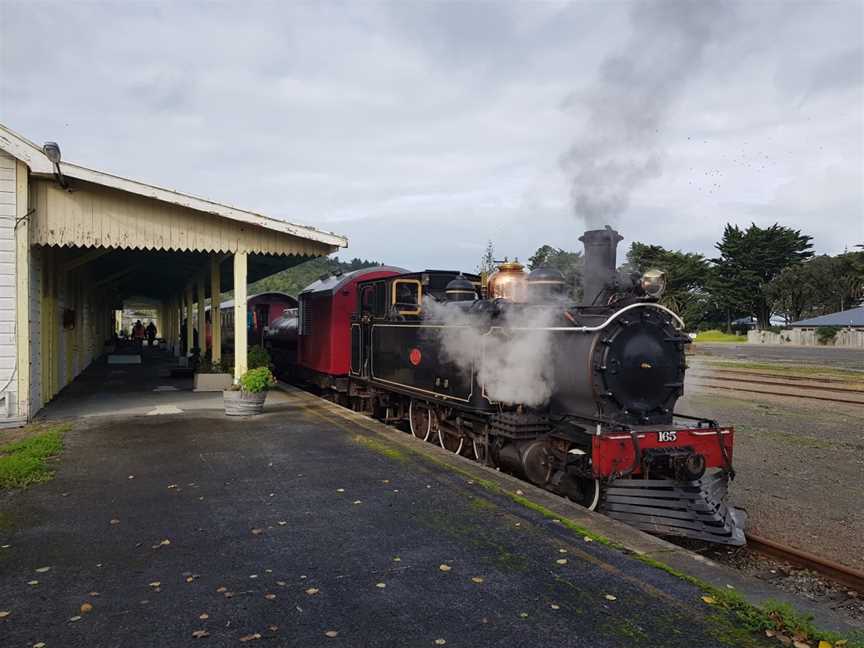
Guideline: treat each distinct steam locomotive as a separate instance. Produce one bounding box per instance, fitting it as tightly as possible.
[267,229,745,546]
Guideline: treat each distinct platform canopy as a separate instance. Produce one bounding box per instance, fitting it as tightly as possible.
[1,123,347,259]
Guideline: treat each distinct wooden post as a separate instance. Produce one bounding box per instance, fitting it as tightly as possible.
[210,255,221,364]
[185,285,194,355]
[14,161,29,419]
[174,295,182,356]
[233,251,248,382]
[197,273,207,357]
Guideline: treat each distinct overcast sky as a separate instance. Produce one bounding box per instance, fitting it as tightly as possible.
[1,1,862,270]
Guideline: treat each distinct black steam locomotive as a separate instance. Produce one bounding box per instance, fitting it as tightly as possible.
[275,228,745,545]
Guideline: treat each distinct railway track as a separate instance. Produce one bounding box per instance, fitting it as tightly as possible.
[688,369,864,406]
[745,533,864,594]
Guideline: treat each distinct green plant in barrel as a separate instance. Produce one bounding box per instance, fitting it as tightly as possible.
[239,367,276,393]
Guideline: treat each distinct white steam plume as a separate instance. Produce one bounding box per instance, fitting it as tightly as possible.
[561,1,735,229]
[423,300,560,407]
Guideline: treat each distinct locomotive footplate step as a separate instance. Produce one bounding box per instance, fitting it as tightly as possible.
[600,471,747,545]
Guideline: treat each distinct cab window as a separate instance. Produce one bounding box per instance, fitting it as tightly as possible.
[391,279,422,315]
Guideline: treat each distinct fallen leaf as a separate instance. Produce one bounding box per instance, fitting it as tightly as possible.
[149,581,161,588]
[268,625,278,632]
[519,612,528,619]
[128,475,134,479]
[439,564,451,572]
[817,642,832,648]
[556,559,568,565]
[278,521,287,526]
[766,631,775,638]
[240,633,261,642]
[558,549,567,554]
[192,630,210,639]
[251,528,265,535]
[88,591,99,597]
[375,582,386,589]
[168,484,178,489]
[276,581,286,586]
[199,613,209,620]
[69,615,82,622]
[223,592,234,598]
[0,611,9,618]
[216,586,227,593]
[265,593,276,600]
[35,566,51,573]
[110,519,120,525]
[80,602,93,614]
[793,642,809,648]
[777,636,792,647]
[550,603,560,610]
[28,580,38,586]
[515,490,524,495]
[583,536,593,543]
[352,500,362,505]
[305,588,319,595]
[33,643,46,648]
[382,480,390,484]
[336,488,345,493]
[324,630,339,638]
[701,596,716,605]
[265,569,272,573]
[471,577,484,584]
[605,594,617,601]
[435,640,447,646]
[393,557,401,562]
[160,539,171,546]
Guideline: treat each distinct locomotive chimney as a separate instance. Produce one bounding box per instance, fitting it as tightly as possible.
[579,226,623,306]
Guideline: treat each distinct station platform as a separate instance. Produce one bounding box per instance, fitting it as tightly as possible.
[35,348,296,420]
[1,380,853,645]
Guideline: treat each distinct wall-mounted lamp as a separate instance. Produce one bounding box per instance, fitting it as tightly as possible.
[42,141,68,189]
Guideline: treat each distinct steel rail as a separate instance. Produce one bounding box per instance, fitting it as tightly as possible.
[707,369,864,386]
[745,533,864,593]
[688,372,864,396]
[689,381,864,406]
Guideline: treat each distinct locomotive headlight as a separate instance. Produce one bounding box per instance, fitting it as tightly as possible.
[641,269,667,298]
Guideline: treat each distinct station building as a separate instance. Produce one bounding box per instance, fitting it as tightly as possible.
[0,123,346,426]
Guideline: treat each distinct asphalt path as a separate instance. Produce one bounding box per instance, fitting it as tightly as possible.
[0,403,773,647]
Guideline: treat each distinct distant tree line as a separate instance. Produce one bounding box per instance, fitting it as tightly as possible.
[229,256,383,299]
[237,224,863,333]
[514,223,863,331]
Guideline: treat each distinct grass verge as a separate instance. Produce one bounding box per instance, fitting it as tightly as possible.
[0,423,71,490]
[693,330,749,343]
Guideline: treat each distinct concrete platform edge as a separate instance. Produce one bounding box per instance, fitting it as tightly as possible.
[276,383,860,635]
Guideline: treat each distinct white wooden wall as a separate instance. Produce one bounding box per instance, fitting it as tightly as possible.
[0,151,18,420]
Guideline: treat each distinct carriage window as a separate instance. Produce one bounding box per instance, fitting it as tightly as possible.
[391,279,422,315]
[360,285,375,313]
[299,296,312,335]
[373,282,386,317]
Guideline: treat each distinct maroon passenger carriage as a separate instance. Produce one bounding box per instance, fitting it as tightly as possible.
[268,234,745,546]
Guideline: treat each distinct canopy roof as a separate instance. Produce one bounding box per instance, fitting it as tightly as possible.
[0,123,346,256]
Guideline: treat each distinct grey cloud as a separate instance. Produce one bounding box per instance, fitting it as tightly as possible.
[0,0,861,271]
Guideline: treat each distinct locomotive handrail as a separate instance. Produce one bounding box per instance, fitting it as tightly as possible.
[502,303,686,333]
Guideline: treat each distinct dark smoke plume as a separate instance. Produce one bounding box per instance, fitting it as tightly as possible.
[561,1,734,229]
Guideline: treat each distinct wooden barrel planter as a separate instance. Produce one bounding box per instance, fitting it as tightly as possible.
[223,390,267,416]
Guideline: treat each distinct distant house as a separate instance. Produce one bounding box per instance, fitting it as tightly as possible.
[790,307,864,329]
